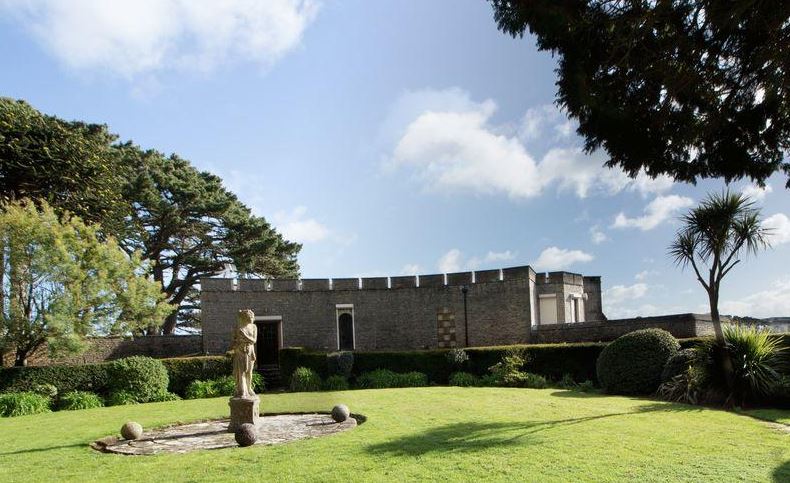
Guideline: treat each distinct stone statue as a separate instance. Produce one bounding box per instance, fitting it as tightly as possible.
[228,309,260,432]
[232,309,257,398]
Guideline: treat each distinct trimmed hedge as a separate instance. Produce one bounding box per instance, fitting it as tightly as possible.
[0,363,109,396]
[160,356,232,395]
[597,328,680,395]
[107,357,169,403]
[279,342,608,386]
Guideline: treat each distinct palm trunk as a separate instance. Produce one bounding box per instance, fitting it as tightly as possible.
[709,290,735,402]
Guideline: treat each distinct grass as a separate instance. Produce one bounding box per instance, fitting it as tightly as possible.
[0,387,788,482]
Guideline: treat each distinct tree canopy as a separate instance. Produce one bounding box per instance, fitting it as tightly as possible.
[488,0,790,186]
[0,201,171,366]
[120,146,300,334]
[0,97,128,234]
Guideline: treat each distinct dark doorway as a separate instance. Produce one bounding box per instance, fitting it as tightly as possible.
[256,322,280,367]
[338,313,354,350]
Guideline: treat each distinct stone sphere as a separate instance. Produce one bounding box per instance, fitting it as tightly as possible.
[235,423,257,447]
[331,404,350,423]
[121,422,143,440]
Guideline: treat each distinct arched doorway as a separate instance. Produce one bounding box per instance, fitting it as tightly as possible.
[338,312,354,350]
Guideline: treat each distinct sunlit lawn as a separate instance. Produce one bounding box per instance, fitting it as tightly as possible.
[0,387,787,482]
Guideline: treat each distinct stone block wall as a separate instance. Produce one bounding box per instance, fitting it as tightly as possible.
[532,313,715,344]
[2,335,203,367]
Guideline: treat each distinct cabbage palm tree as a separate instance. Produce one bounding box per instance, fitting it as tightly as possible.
[669,191,770,387]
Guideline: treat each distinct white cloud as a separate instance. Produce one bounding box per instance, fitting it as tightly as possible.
[720,278,790,318]
[401,264,422,276]
[385,89,675,200]
[741,183,773,202]
[532,247,593,271]
[612,195,694,231]
[1,0,319,78]
[590,225,608,244]
[437,249,463,273]
[634,270,658,281]
[466,250,516,270]
[273,206,329,244]
[605,283,649,305]
[763,213,790,246]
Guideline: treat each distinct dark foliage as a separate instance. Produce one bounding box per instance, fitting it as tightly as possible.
[596,329,680,395]
[106,356,169,403]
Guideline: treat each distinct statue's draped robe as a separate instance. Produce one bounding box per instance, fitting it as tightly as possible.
[232,323,257,398]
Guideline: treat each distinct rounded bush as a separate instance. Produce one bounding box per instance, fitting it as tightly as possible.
[121,421,143,440]
[596,328,680,395]
[327,351,354,377]
[290,367,322,392]
[58,391,104,410]
[235,423,257,447]
[107,356,169,403]
[0,392,51,417]
[323,375,350,391]
[661,348,697,383]
[331,404,350,423]
[449,372,480,387]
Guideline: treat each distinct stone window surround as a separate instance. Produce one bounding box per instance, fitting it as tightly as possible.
[335,304,355,351]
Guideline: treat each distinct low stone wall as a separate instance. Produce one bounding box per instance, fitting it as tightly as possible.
[532,313,716,344]
[2,335,203,367]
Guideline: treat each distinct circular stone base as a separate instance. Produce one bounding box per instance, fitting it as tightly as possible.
[93,413,358,455]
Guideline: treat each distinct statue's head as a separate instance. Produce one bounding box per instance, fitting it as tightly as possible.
[237,309,255,326]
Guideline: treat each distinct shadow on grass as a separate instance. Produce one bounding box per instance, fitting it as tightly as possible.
[367,400,708,457]
[774,460,790,482]
[0,442,86,456]
[366,412,632,456]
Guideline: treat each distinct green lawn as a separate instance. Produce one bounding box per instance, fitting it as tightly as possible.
[0,387,787,482]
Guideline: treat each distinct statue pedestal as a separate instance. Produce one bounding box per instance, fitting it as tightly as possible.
[228,395,261,433]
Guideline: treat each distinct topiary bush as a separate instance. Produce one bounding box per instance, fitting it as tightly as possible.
[449,372,480,387]
[58,391,104,410]
[596,328,680,395]
[661,348,697,383]
[0,392,51,417]
[323,375,350,391]
[290,367,322,392]
[107,356,169,403]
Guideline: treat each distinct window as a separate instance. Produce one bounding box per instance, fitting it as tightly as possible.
[336,305,355,350]
[538,295,557,325]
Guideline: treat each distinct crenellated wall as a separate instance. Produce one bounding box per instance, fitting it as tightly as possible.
[201,265,606,355]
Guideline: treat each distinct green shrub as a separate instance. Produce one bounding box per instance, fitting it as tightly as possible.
[290,367,322,392]
[395,371,428,387]
[327,351,354,378]
[213,376,236,396]
[149,390,181,402]
[0,363,110,396]
[353,351,451,384]
[106,390,138,406]
[323,375,350,391]
[356,369,398,389]
[30,383,58,400]
[446,348,469,367]
[556,373,578,389]
[696,325,786,405]
[449,372,480,387]
[489,349,534,387]
[280,348,328,384]
[661,348,697,383]
[467,343,607,383]
[577,380,596,392]
[159,356,231,396]
[479,373,498,387]
[185,380,219,399]
[252,372,265,392]
[596,328,680,395]
[0,392,51,417]
[107,356,169,403]
[58,391,104,410]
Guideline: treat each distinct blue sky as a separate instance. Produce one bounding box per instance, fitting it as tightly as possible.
[1,0,789,319]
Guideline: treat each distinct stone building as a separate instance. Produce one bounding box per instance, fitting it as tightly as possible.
[200,265,605,365]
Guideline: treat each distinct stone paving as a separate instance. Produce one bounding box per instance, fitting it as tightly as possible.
[93,413,358,455]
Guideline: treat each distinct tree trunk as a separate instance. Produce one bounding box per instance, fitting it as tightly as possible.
[709,290,736,402]
[162,311,179,335]
[14,347,27,367]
